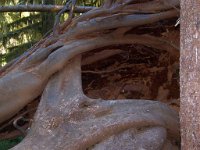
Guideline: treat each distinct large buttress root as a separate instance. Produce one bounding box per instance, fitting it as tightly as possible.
[0,34,179,124]
[0,0,179,124]
[0,43,64,123]
[0,0,180,149]
[12,56,179,150]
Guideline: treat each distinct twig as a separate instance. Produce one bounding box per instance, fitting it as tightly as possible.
[54,1,71,34]
[13,116,28,136]
[0,108,36,132]
[53,0,77,35]
[82,64,165,74]
[82,64,140,74]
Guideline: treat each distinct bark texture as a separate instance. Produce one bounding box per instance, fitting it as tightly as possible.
[12,56,179,150]
[0,0,180,149]
[180,0,200,149]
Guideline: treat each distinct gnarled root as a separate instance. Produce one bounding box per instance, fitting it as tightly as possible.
[12,56,179,150]
[0,0,180,149]
[0,0,179,124]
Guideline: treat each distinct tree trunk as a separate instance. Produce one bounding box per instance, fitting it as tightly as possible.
[0,0,180,149]
[180,1,200,149]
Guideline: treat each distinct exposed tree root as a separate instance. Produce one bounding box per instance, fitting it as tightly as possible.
[0,0,180,149]
[11,56,179,150]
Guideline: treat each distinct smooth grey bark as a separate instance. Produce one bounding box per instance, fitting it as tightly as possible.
[12,56,179,150]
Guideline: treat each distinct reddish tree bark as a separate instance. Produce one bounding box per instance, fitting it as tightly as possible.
[180,0,200,149]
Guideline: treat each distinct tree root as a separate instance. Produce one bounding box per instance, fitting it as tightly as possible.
[11,56,179,150]
[0,0,180,149]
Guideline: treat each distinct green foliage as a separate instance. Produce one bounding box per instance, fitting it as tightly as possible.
[77,0,103,7]
[0,136,23,150]
[0,11,43,66]
[0,0,103,67]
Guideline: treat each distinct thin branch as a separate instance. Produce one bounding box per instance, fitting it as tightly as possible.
[82,64,165,74]
[53,0,77,35]
[82,49,123,66]
[0,5,94,13]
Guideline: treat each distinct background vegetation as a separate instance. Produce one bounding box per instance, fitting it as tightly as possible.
[0,0,103,67]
